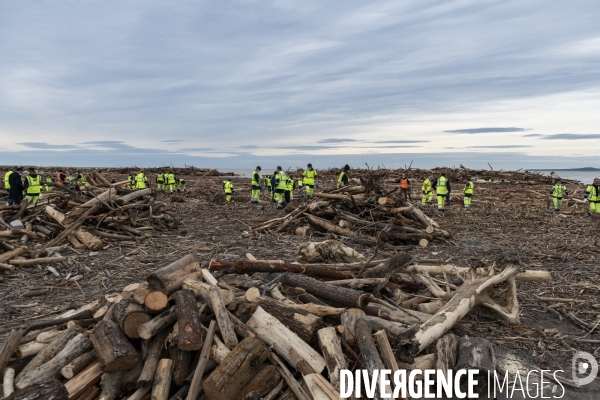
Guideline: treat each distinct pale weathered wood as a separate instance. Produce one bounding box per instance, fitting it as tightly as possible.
[137,329,169,388]
[74,228,103,251]
[112,300,151,339]
[60,350,97,379]
[45,206,66,225]
[341,309,365,344]
[138,307,177,340]
[210,336,231,365]
[182,278,234,306]
[174,290,204,351]
[16,333,92,389]
[151,359,174,400]
[208,285,238,349]
[91,320,140,372]
[203,337,268,400]
[247,307,326,375]
[144,291,169,314]
[303,373,339,400]
[316,327,347,391]
[186,320,217,400]
[373,330,399,375]
[455,336,496,396]
[435,333,459,381]
[146,254,202,295]
[16,341,47,359]
[355,318,385,399]
[407,264,551,282]
[3,367,15,398]
[64,361,103,400]
[126,387,150,400]
[0,246,27,264]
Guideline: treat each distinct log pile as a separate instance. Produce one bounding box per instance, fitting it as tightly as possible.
[0,251,552,399]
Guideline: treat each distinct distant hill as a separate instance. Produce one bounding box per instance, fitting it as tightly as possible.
[535,167,600,171]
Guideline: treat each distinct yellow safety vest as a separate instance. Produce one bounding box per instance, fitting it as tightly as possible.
[464,181,474,194]
[156,173,164,183]
[436,177,448,195]
[168,174,176,184]
[4,171,12,190]
[276,171,288,190]
[421,178,431,192]
[77,174,87,185]
[586,185,599,201]
[265,177,272,187]
[26,175,42,195]
[551,184,567,198]
[303,169,317,185]
[136,173,147,189]
[223,181,233,193]
[337,172,348,188]
[252,170,261,186]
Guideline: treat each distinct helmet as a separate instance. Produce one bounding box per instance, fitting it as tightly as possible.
[343,164,350,171]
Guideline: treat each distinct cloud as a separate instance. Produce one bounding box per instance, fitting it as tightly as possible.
[317,139,362,144]
[17,142,80,150]
[523,134,543,137]
[540,134,600,140]
[444,128,528,134]
[236,145,260,149]
[466,145,533,148]
[182,147,216,151]
[371,140,428,144]
[161,139,187,143]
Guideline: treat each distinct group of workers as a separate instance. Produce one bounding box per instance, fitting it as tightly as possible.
[3,167,88,206]
[153,172,186,192]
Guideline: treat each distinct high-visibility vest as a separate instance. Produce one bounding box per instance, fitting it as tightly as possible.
[264,177,272,187]
[297,179,303,188]
[276,171,288,190]
[156,173,164,183]
[77,174,87,185]
[26,175,42,195]
[400,178,409,189]
[136,173,147,189]
[45,177,53,191]
[56,172,65,186]
[551,184,567,198]
[337,172,348,188]
[223,181,233,193]
[252,170,261,186]
[586,185,599,202]
[286,178,294,191]
[4,171,12,190]
[464,181,474,194]
[421,179,431,192]
[167,174,176,184]
[436,177,448,195]
[303,169,317,185]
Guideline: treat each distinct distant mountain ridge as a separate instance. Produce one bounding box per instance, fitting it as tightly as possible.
[535,167,600,171]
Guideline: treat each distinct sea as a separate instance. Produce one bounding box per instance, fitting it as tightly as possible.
[219,169,599,184]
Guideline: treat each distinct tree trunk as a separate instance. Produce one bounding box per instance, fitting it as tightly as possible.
[5,379,68,400]
[146,254,202,295]
[377,197,395,206]
[354,318,385,400]
[112,300,151,339]
[60,350,97,379]
[202,337,269,400]
[74,228,103,251]
[455,336,496,397]
[137,329,169,388]
[247,307,326,375]
[45,206,66,225]
[209,259,355,280]
[3,367,15,398]
[182,279,234,306]
[435,333,459,381]
[174,290,204,351]
[207,285,238,349]
[16,341,47,359]
[307,215,354,237]
[373,330,399,373]
[63,189,116,225]
[91,320,140,372]
[98,370,125,400]
[234,365,280,400]
[341,308,366,344]
[138,307,177,340]
[316,327,347,391]
[169,345,191,387]
[151,359,173,400]
[186,320,217,400]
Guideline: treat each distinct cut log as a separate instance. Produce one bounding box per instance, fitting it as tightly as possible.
[16,341,47,359]
[3,367,15,398]
[364,316,414,341]
[64,361,103,400]
[151,359,174,400]
[112,300,151,339]
[98,370,125,400]
[250,296,323,344]
[341,309,366,344]
[144,292,169,314]
[126,387,150,400]
[247,307,326,375]
[74,228,103,251]
[307,215,354,237]
[118,188,152,205]
[91,320,140,372]
[174,290,204,351]
[417,300,443,314]
[377,197,395,206]
[409,205,439,228]
[234,365,280,400]
[455,336,496,397]
[45,206,66,225]
[63,189,116,225]
[354,318,385,399]
[68,234,86,249]
[146,254,201,295]
[36,329,63,344]
[407,264,551,282]
[182,279,234,306]
[186,320,216,400]
[316,327,347,391]
[202,337,269,400]
[209,259,355,280]
[16,333,92,389]
[435,333,459,381]
[373,330,399,374]
[137,329,169,388]
[207,285,238,349]
[0,246,27,264]
[122,283,143,300]
[138,307,177,340]
[61,350,97,379]
[210,336,231,364]
[364,304,430,325]
[303,373,339,400]
[5,379,68,400]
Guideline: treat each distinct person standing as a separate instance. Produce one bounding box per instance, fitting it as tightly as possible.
[399,174,411,201]
[271,172,277,202]
[4,167,14,194]
[136,170,148,189]
[337,164,350,188]
[302,164,318,199]
[421,176,433,205]
[285,175,294,204]
[264,174,272,195]
[584,178,600,216]
[223,178,234,202]
[156,171,165,192]
[7,167,24,206]
[274,166,288,209]
[76,171,88,186]
[463,178,474,208]
[56,170,67,186]
[297,177,304,199]
[251,166,262,204]
[24,168,42,204]
[177,178,186,192]
[433,172,450,213]
[550,180,568,212]
[167,171,176,192]
[44,176,53,192]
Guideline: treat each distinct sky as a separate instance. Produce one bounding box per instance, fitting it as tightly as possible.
[1,0,600,170]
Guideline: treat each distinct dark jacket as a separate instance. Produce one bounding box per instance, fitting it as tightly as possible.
[8,171,24,202]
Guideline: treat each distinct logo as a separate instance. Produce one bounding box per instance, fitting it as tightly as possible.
[572,351,598,386]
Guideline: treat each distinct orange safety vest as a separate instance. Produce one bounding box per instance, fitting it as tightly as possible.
[56,172,65,186]
[400,178,409,189]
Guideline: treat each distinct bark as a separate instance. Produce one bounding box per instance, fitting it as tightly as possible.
[354,318,385,400]
[186,320,216,400]
[363,316,415,342]
[0,246,27,263]
[209,259,355,280]
[138,307,177,340]
[435,333,459,381]
[341,309,366,345]
[151,359,174,400]
[74,228,103,251]
[234,365,280,400]
[169,345,191,387]
[90,320,140,372]
[455,336,496,397]
[98,370,125,400]
[174,290,204,351]
[137,329,169,388]
[307,215,354,237]
[112,299,151,339]
[202,337,268,400]
[146,254,202,295]
[316,327,347,391]
[60,350,97,379]
[64,361,102,400]
[247,307,326,375]
[181,279,234,306]
[207,285,238,349]
[5,379,68,400]
[45,206,66,225]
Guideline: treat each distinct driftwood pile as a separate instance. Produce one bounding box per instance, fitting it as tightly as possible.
[0,250,553,399]
[0,172,179,269]
[247,185,450,249]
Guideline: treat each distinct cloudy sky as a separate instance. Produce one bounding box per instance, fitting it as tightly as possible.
[1,0,600,169]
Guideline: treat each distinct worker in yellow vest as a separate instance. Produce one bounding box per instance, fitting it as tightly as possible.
[433,172,450,213]
[136,171,148,189]
[264,175,272,194]
[177,178,186,192]
[302,164,318,198]
[167,172,176,192]
[274,166,288,209]
[156,172,165,192]
[584,178,600,216]
[223,179,234,202]
[24,168,42,204]
[285,175,294,203]
[76,171,88,186]
[421,176,433,205]
[45,177,53,192]
[463,178,474,208]
[337,165,350,188]
[251,166,262,204]
[297,178,304,199]
[550,180,568,212]
[4,168,14,193]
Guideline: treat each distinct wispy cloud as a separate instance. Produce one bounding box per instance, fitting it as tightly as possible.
[540,134,600,140]
[161,140,188,143]
[523,134,543,137]
[317,139,362,144]
[466,145,533,148]
[17,142,80,150]
[371,140,428,144]
[444,128,528,134]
